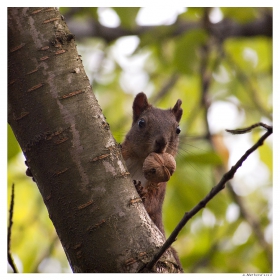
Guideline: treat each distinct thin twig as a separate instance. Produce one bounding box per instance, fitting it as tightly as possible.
[7,183,18,273]
[226,122,272,134]
[141,124,272,271]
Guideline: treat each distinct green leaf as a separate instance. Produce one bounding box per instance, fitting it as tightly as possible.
[255,134,273,173]
[179,150,223,166]
[174,29,208,75]
[221,7,258,23]
[8,125,21,161]
[224,37,272,73]
[181,7,205,21]
[113,7,140,29]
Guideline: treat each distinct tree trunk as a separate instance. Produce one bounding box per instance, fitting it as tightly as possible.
[8,7,180,273]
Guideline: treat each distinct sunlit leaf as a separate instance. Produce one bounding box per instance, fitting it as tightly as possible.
[221,7,258,23]
[179,150,222,166]
[113,7,140,29]
[174,29,208,74]
[8,125,20,161]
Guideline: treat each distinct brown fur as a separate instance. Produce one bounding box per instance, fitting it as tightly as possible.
[121,92,183,270]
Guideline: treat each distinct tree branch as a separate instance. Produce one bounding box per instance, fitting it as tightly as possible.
[64,8,272,43]
[226,122,272,134]
[7,184,18,273]
[8,7,177,272]
[141,123,272,271]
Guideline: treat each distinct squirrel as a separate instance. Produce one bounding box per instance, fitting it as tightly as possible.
[25,92,183,270]
[121,92,183,270]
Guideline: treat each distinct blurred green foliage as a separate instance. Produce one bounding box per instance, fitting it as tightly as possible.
[8,7,272,273]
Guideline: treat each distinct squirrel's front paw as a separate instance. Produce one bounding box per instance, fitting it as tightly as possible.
[133,180,147,200]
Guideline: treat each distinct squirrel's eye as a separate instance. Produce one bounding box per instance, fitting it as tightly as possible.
[176,126,181,135]
[138,118,145,128]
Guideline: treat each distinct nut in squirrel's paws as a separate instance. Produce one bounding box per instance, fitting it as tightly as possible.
[143,152,176,183]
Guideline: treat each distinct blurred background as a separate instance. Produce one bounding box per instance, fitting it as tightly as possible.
[7,7,272,273]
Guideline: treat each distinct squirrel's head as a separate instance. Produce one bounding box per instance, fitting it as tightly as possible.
[127,92,183,159]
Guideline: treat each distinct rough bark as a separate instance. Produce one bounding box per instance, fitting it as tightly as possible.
[8,7,180,273]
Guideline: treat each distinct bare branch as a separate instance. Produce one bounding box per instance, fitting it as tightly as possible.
[7,184,18,273]
[226,122,272,134]
[141,123,272,271]
[64,9,272,43]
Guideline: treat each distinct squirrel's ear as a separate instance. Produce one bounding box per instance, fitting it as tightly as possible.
[132,92,151,122]
[172,99,183,122]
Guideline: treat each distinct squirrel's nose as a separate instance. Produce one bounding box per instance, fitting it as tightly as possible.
[154,136,167,153]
